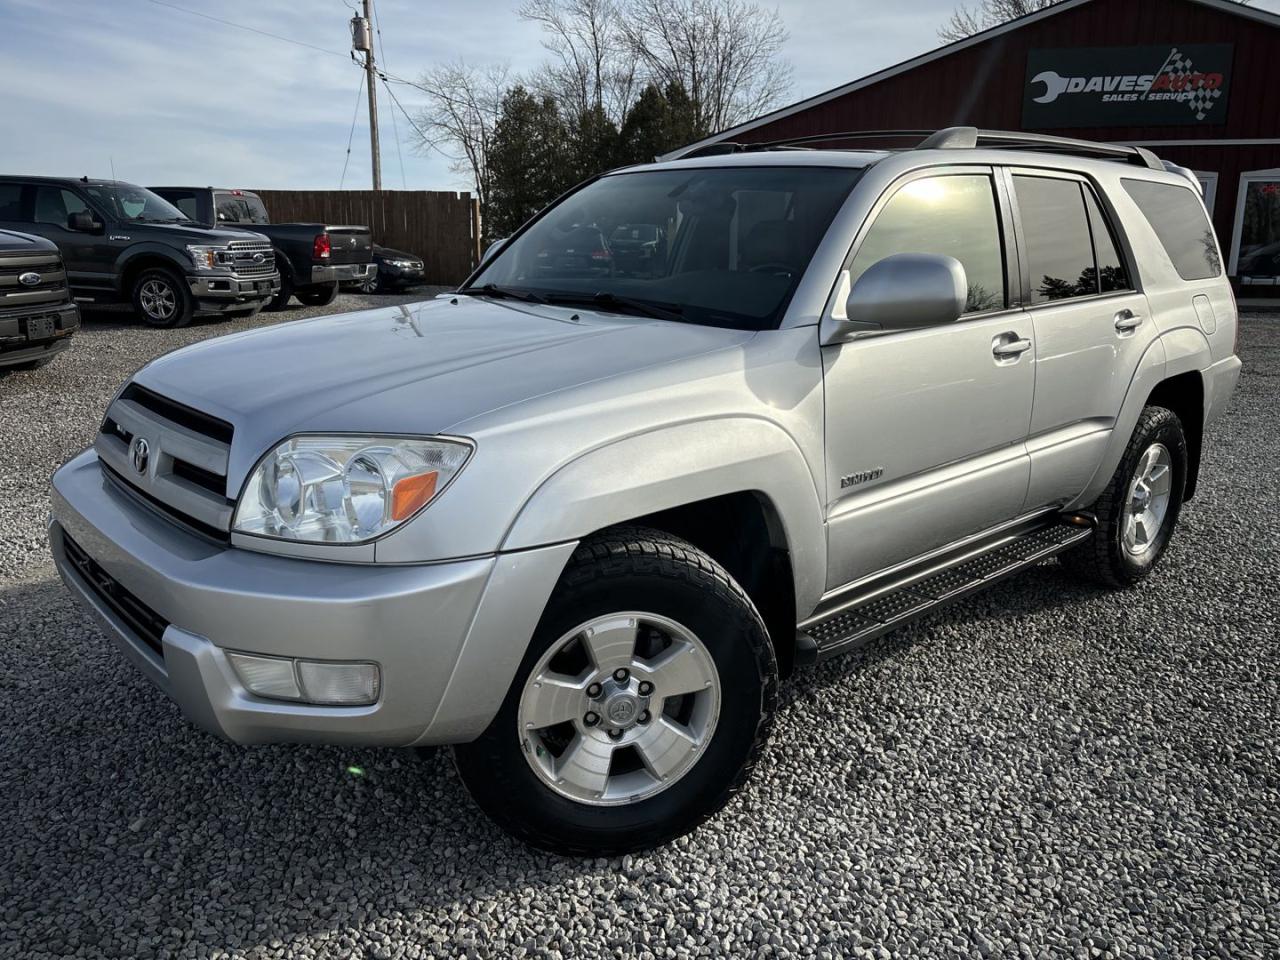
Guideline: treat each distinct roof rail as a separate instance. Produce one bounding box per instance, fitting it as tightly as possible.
[921,126,1163,170]
[671,126,1164,170]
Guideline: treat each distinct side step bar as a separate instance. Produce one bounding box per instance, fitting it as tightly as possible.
[797,518,1094,663]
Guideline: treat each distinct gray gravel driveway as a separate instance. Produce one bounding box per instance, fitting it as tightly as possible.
[0,301,1276,958]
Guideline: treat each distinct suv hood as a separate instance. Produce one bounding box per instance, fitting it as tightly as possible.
[134,296,752,479]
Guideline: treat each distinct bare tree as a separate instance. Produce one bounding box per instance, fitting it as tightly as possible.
[940,0,1251,42]
[519,0,637,126]
[621,0,792,134]
[409,60,511,224]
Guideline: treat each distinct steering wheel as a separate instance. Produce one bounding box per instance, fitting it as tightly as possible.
[748,261,798,278]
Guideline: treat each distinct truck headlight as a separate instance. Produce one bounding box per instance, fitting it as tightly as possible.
[186,244,235,270]
[233,435,472,543]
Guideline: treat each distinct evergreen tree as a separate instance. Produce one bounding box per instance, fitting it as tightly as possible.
[488,86,573,239]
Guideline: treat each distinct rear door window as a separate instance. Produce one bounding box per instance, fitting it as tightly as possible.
[1084,188,1130,293]
[1013,175,1099,303]
[850,174,1007,314]
[1122,178,1221,280]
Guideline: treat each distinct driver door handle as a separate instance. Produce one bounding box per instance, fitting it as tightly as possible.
[1114,309,1144,332]
[992,336,1032,359]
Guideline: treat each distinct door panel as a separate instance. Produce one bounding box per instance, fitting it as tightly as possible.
[823,313,1034,588]
[1010,171,1156,510]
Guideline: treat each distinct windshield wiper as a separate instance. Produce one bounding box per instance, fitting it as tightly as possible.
[547,292,684,322]
[459,283,548,304]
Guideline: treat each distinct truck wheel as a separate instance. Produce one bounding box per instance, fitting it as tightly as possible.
[1062,405,1187,588]
[295,282,339,307]
[266,272,295,312]
[453,527,777,855]
[132,267,192,328]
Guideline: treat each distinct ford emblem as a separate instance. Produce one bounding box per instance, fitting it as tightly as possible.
[18,271,41,286]
[252,252,265,263]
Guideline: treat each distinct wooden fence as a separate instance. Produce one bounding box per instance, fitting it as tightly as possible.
[252,189,481,285]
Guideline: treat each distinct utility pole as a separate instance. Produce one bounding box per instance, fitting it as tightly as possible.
[351,3,382,190]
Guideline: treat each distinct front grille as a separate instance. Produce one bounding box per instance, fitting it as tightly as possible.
[228,239,275,277]
[62,533,169,656]
[0,252,68,308]
[95,383,236,535]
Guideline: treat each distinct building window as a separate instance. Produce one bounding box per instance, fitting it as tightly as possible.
[1230,170,1280,286]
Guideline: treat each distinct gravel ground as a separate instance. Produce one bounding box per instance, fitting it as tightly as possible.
[0,304,1276,959]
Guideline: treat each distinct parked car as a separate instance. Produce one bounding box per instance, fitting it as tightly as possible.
[354,244,426,294]
[49,128,1241,855]
[0,229,80,370]
[0,177,278,328]
[150,187,373,309]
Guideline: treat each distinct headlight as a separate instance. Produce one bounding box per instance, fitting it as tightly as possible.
[233,435,472,543]
[389,259,420,268]
[186,244,234,270]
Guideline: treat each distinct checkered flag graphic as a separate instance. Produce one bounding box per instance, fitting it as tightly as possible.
[1163,48,1224,121]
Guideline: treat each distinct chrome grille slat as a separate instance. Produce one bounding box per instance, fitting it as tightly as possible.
[0,254,68,305]
[226,239,275,277]
[95,386,235,537]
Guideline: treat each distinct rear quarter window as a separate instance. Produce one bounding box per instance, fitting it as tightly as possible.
[1122,179,1221,281]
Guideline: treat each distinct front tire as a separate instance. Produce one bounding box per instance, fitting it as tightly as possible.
[453,527,777,855]
[1063,405,1187,588]
[358,268,381,294]
[131,267,193,328]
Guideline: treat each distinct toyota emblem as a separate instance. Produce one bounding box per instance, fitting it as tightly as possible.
[18,271,41,287]
[129,437,150,475]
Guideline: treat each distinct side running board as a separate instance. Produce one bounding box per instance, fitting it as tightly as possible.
[797,518,1093,662]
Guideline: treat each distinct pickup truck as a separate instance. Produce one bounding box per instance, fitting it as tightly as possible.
[0,177,279,328]
[150,187,373,310]
[51,128,1241,855]
[0,229,80,369]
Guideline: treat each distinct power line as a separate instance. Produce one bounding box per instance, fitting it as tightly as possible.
[144,0,349,59]
[339,71,367,189]
[370,0,407,189]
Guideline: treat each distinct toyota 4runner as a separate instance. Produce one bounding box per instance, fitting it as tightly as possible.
[49,128,1242,854]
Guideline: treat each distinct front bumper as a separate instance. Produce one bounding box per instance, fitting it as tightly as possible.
[312,262,373,284]
[188,272,280,312]
[50,448,574,747]
[0,301,79,367]
[381,263,425,286]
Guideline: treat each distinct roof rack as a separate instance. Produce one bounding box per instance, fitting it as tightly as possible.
[675,126,1163,170]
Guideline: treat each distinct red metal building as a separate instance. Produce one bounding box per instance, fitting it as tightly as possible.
[672,0,1280,292]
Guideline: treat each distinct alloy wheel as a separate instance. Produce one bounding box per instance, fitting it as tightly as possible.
[517,612,721,806]
[1122,442,1173,558]
[139,279,177,321]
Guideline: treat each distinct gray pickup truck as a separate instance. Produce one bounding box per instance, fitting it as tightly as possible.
[150,187,373,309]
[50,128,1240,854]
[0,229,79,369]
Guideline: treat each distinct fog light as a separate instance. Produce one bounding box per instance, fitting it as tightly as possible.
[297,660,380,705]
[228,652,301,700]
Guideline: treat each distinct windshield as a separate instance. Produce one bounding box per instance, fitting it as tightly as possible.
[84,184,189,223]
[467,166,862,330]
[215,192,271,225]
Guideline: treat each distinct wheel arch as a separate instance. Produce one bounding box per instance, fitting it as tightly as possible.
[500,417,827,671]
[118,249,188,295]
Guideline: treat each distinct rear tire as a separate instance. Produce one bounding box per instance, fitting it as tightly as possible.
[1062,405,1187,588]
[131,267,193,328]
[453,526,777,855]
[295,282,339,307]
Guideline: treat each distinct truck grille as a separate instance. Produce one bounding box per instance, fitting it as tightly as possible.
[95,383,235,540]
[228,239,275,277]
[0,251,67,308]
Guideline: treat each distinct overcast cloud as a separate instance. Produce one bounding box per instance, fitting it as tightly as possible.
[2,0,1277,192]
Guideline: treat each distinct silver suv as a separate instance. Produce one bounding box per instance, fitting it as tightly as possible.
[49,128,1241,854]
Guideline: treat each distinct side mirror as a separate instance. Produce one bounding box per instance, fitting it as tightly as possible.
[483,237,507,262]
[822,253,967,344]
[67,211,102,234]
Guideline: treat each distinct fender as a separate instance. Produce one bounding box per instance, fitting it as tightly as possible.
[1070,325,1210,509]
[501,416,828,619]
[114,244,191,293]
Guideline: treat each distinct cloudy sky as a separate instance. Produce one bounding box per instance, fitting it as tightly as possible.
[3,0,1278,193]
